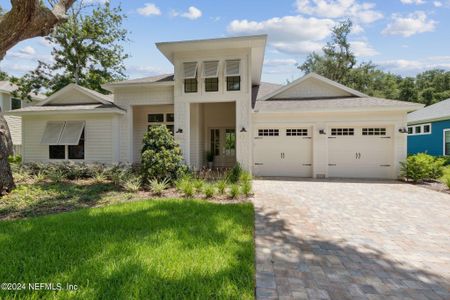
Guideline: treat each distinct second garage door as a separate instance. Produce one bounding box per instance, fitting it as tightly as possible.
[253,127,313,177]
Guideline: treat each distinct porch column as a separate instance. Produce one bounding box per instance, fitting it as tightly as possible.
[174,101,190,165]
[127,105,134,163]
[236,99,251,171]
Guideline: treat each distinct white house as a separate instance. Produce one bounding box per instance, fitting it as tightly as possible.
[0,81,45,155]
[7,35,423,179]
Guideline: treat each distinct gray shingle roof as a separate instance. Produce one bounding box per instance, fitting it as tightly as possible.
[6,103,125,114]
[252,82,283,108]
[407,98,450,123]
[106,74,175,86]
[0,81,46,100]
[255,97,422,112]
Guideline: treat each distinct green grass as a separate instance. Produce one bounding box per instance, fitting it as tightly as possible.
[0,199,255,299]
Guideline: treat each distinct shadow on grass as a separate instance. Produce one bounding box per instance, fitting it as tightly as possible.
[0,181,133,220]
[0,200,255,299]
[254,207,450,299]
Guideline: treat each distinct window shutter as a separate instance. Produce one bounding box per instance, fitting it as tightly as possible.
[41,121,65,145]
[225,60,241,76]
[183,62,198,79]
[59,121,85,145]
[202,61,219,78]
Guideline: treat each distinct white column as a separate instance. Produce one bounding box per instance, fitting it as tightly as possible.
[111,115,120,164]
[127,105,134,163]
[312,123,328,178]
[175,101,190,165]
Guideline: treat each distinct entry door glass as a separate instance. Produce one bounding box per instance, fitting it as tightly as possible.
[210,129,220,156]
[224,129,236,156]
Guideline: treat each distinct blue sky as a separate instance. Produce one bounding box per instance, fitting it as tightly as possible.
[1,0,450,84]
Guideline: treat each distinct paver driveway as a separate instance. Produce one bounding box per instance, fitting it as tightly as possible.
[253,179,450,300]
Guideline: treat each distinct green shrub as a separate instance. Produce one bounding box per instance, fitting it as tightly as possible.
[229,184,240,199]
[400,153,445,182]
[241,180,252,197]
[443,176,450,189]
[226,163,243,184]
[203,184,215,198]
[216,180,227,195]
[122,176,141,192]
[240,171,252,183]
[141,125,187,183]
[149,178,170,196]
[93,170,107,183]
[8,155,22,164]
[179,180,194,198]
[193,179,204,192]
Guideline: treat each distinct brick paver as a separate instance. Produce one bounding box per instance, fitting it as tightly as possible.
[253,179,450,300]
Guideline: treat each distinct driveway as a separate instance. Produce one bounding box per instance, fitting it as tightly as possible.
[253,179,450,300]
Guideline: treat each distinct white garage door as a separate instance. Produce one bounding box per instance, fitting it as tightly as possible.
[327,127,394,178]
[253,128,312,177]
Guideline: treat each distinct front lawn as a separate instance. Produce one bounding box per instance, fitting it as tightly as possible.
[0,199,255,299]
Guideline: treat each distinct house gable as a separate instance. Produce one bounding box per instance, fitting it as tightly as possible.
[39,84,112,106]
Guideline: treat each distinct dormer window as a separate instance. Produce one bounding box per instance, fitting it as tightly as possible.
[183,62,198,93]
[225,60,241,91]
[203,61,219,92]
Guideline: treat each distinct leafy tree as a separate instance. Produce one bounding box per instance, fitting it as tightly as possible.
[15,1,129,97]
[398,77,417,102]
[0,70,7,81]
[141,126,187,183]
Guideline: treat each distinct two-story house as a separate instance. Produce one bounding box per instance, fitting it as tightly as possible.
[8,35,423,179]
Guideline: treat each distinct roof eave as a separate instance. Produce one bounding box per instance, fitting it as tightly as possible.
[102,81,175,92]
[6,108,126,116]
[254,105,422,114]
[408,116,450,125]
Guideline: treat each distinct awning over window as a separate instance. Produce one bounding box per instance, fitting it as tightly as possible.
[202,61,219,78]
[225,60,241,76]
[40,121,85,145]
[183,62,198,79]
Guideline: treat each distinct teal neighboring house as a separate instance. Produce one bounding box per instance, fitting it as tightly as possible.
[407,98,450,156]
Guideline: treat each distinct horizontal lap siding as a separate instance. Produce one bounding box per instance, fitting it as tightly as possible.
[23,114,114,164]
[4,115,22,145]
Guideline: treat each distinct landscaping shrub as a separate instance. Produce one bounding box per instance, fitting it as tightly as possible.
[122,176,141,192]
[400,153,445,182]
[240,170,252,184]
[444,176,450,189]
[226,163,243,184]
[241,180,252,197]
[8,155,22,164]
[141,125,187,183]
[180,180,194,198]
[193,179,204,193]
[216,180,227,195]
[149,178,170,196]
[229,184,240,199]
[203,184,215,198]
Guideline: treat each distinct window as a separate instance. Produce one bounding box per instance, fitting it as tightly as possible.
[41,121,65,145]
[258,129,279,136]
[68,130,85,159]
[205,78,219,92]
[148,114,164,123]
[227,76,240,91]
[362,128,386,136]
[286,129,308,136]
[225,60,240,76]
[11,98,21,110]
[184,79,198,93]
[59,121,85,145]
[166,113,174,122]
[49,145,65,159]
[408,123,431,135]
[331,128,354,136]
[210,129,220,156]
[202,61,219,78]
[445,130,450,156]
[224,129,236,156]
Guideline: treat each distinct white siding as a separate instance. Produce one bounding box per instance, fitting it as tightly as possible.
[4,115,22,145]
[50,89,99,104]
[275,77,352,99]
[22,114,114,164]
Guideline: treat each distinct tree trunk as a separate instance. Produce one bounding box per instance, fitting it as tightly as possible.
[0,115,15,194]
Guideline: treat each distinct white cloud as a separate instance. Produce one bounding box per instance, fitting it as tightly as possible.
[378,57,450,73]
[382,11,436,37]
[295,0,383,24]
[400,0,426,4]
[433,1,443,6]
[351,41,378,57]
[137,3,161,16]
[19,46,36,56]
[175,6,203,20]
[264,58,298,66]
[228,15,334,54]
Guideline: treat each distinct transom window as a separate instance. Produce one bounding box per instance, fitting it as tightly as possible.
[147,113,174,135]
[205,78,219,92]
[331,128,354,136]
[258,129,279,136]
[408,123,431,136]
[148,114,164,123]
[362,128,386,136]
[226,76,240,91]
[286,129,308,136]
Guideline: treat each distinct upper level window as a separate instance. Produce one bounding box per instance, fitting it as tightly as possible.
[227,76,240,91]
[183,62,198,93]
[184,79,198,93]
[203,61,219,92]
[225,60,241,91]
[11,98,21,110]
[205,78,219,92]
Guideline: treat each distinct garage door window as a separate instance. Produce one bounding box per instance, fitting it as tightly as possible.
[258,129,279,136]
[331,128,354,136]
[362,128,386,136]
[286,129,308,136]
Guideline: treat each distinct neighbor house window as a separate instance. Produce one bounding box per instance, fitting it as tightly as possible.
[203,61,219,92]
[331,128,354,136]
[42,121,85,160]
[227,76,240,91]
[205,78,219,92]
[183,62,198,93]
[445,130,450,156]
[408,123,431,135]
[11,98,21,110]
[148,114,164,123]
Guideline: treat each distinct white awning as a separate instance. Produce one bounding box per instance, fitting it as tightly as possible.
[183,62,198,79]
[59,121,85,145]
[225,60,241,76]
[40,121,65,145]
[202,61,219,78]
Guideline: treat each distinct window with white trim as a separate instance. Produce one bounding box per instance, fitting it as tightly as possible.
[408,123,431,135]
[286,129,308,136]
[225,60,241,91]
[331,128,354,136]
[258,129,279,136]
[183,62,198,93]
[147,113,174,135]
[444,130,450,156]
[42,121,85,160]
[11,98,21,110]
[362,128,386,136]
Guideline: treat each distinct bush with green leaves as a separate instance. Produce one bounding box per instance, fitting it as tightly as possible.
[241,180,252,197]
[141,125,187,182]
[229,184,241,199]
[122,176,141,192]
[443,176,450,189]
[179,180,194,198]
[216,180,227,195]
[400,153,445,182]
[203,184,215,198]
[226,163,243,184]
[149,178,170,196]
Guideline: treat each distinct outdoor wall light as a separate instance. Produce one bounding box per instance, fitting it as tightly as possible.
[398,128,408,133]
[319,129,326,135]
[240,127,247,133]
[176,128,183,134]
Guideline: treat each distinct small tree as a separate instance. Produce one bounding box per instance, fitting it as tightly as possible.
[141,126,187,182]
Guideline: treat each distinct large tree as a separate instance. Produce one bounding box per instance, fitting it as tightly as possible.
[15,1,128,96]
[0,0,75,194]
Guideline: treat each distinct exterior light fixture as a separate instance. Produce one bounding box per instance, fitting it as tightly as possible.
[398,128,408,133]
[319,129,326,135]
[176,128,183,134]
[240,127,247,133]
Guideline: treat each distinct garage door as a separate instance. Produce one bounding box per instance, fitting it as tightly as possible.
[253,128,312,177]
[327,127,394,178]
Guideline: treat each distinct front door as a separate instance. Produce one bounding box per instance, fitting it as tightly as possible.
[210,128,236,168]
